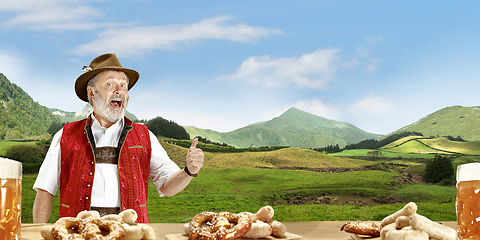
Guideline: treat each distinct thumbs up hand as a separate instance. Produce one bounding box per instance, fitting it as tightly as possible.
[185,138,204,176]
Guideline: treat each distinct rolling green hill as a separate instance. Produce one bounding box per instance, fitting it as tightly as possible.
[384,139,451,155]
[393,105,480,141]
[380,136,480,155]
[0,73,61,139]
[185,107,383,149]
[160,139,374,170]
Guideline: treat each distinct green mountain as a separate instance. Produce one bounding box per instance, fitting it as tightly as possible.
[393,105,480,141]
[185,107,383,149]
[0,73,61,139]
[50,104,138,123]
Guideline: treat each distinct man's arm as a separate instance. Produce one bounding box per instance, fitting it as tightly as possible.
[33,189,54,223]
[159,138,204,196]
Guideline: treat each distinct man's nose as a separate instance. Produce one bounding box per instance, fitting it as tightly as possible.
[114,84,122,93]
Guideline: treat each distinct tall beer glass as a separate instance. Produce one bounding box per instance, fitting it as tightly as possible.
[0,158,22,240]
[457,163,480,240]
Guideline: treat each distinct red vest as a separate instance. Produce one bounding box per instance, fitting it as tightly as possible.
[60,116,152,223]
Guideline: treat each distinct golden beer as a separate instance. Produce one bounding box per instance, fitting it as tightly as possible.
[457,180,480,239]
[0,158,22,240]
[0,178,22,240]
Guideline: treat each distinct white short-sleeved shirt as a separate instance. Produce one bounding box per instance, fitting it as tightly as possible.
[33,115,181,208]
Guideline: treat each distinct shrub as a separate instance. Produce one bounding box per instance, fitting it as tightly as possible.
[423,155,454,183]
[4,144,45,174]
[439,176,455,186]
[47,121,64,135]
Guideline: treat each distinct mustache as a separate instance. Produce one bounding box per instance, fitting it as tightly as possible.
[108,94,125,102]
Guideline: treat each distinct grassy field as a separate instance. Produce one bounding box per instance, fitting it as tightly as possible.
[7,138,461,224]
[418,138,480,155]
[0,140,37,156]
[330,149,437,159]
[380,136,480,156]
[380,136,425,149]
[21,167,457,224]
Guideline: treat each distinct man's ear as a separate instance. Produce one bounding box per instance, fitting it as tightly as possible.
[87,86,95,102]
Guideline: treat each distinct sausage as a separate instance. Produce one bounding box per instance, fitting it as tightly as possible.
[409,214,457,240]
[381,202,417,227]
[380,223,429,240]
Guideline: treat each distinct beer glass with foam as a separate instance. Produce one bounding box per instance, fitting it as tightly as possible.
[0,158,22,240]
[457,162,480,240]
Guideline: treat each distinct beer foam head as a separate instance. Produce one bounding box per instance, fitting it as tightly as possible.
[457,163,480,183]
[0,157,22,179]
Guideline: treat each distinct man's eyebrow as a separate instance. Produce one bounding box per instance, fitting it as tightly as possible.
[105,76,128,81]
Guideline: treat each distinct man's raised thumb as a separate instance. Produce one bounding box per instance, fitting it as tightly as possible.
[190,138,198,148]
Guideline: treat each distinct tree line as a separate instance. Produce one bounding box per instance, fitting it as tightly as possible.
[144,116,190,140]
[165,136,289,153]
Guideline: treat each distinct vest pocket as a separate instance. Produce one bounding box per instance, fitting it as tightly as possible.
[60,203,70,208]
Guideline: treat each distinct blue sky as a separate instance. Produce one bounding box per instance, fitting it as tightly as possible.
[1,1,479,135]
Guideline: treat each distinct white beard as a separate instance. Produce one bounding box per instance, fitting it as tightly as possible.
[93,91,128,123]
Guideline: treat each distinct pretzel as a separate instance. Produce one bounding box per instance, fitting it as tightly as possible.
[42,209,154,240]
[81,218,124,240]
[51,217,84,240]
[188,211,252,240]
[340,220,381,236]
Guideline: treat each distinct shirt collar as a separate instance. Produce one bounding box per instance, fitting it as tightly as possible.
[90,114,124,132]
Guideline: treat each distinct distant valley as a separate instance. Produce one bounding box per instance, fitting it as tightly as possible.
[2,73,480,149]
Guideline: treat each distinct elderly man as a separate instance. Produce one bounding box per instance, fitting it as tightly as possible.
[33,53,204,223]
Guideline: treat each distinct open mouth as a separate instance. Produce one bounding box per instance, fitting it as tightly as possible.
[110,99,122,109]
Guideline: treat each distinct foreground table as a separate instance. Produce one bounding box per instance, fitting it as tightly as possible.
[21,221,458,240]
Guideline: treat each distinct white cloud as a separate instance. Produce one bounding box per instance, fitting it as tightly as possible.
[0,0,111,30]
[0,53,26,83]
[70,16,284,56]
[355,35,384,73]
[356,36,383,57]
[293,99,343,120]
[215,48,341,89]
[291,95,394,121]
[350,95,394,116]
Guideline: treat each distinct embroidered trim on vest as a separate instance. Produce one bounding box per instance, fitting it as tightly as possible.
[60,116,152,223]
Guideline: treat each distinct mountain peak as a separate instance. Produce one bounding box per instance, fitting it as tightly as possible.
[280,107,329,120]
[255,107,382,141]
[185,106,383,148]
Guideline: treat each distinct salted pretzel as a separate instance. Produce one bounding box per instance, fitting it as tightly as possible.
[51,217,84,240]
[340,220,381,237]
[42,209,154,240]
[80,218,125,240]
[188,211,252,240]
